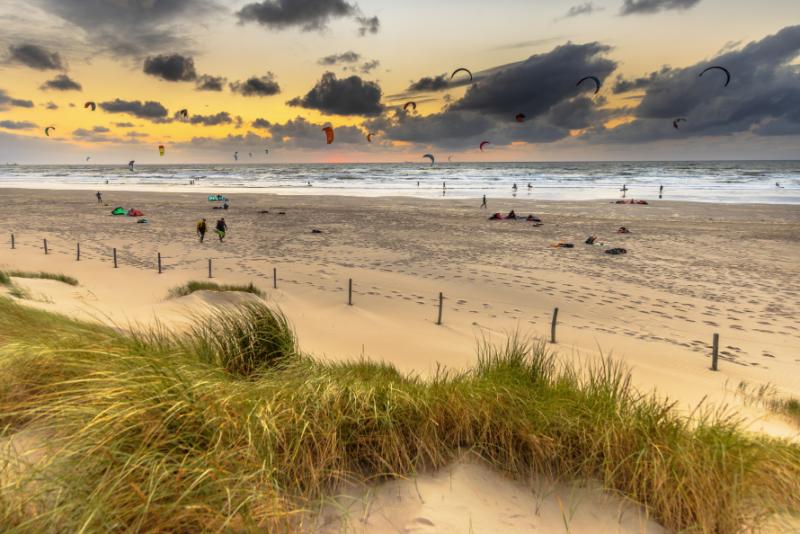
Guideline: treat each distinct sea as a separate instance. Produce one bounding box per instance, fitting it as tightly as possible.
[1,161,798,204]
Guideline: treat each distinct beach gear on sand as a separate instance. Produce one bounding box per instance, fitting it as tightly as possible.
[550,242,575,248]
[311,229,323,234]
[208,195,226,202]
[137,218,148,224]
[606,248,627,255]
[615,199,648,205]
[526,215,541,222]
[506,210,517,220]
[127,208,143,217]
[617,227,631,234]
[585,236,597,245]
[489,213,503,220]
[111,207,126,216]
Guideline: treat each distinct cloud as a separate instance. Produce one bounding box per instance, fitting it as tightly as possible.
[563,2,597,18]
[268,116,364,148]
[406,74,450,93]
[0,89,34,109]
[229,73,281,96]
[189,111,233,126]
[32,0,220,58]
[589,25,800,142]
[143,54,197,82]
[287,72,383,116]
[126,131,148,138]
[196,74,227,91]
[612,67,672,93]
[237,0,379,34]
[73,125,113,142]
[319,51,361,65]
[252,118,272,129]
[99,99,169,121]
[0,120,37,130]
[114,122,134,128]
[7,43,64,70]
[491,37,566,51]
[620,0,701,15]
[356,15,379,36]
[358,59,380,74]
[40,74,82,91]
[45,101,58,110]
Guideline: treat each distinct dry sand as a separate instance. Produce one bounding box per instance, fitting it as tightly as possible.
[1,187,799,532]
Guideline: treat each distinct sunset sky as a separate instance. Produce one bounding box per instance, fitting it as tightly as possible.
[0,0,798,163]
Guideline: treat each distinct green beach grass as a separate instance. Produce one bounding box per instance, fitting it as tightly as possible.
[0,297,798,532]
[0,271,78,301]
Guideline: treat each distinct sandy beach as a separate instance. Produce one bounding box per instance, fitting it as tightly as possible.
[2,188,800,532]
[2,187,798,432]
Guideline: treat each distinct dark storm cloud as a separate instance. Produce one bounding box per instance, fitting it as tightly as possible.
[229,74,281,96]
[563,2,597,18]
[236,0,379,35]
[0,120,37,130]
[7,43,64,70]
[143,54,197,82]
[620,0,701,15]
[189,112,233,126]
[196,75,227,92]
[590,25,800,142]
[40,74,82,91]
[356,15,379,36]
[451,42,616,117]
[287,72,383,116]
[612,67,672,93]
[319,51,361,65]
[268,116,364,148]
[407,74,450,92]
[0,89,34,109]
[252,118,271,129]
[99,99,169,120]
[32,0,220,58]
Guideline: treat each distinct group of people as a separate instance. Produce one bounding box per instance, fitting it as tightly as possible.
[196,218,227,243]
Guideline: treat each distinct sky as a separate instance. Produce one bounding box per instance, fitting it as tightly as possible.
[0,0,798,164]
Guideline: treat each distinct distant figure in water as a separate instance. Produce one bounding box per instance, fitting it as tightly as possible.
[621,184,628,198]
[307,181,312,187]
[442,181,446,190]
[105,179,109,184]
[196,218,207,243]
[527,183,532,190]
[215,218,227,242]
[481,194,487,209]
[95,191,102,204]
[776,182,783,188]
[417,181,420,187]
[512,183,518,191]
[659,184,664,199]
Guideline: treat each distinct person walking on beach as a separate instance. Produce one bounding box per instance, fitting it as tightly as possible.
[621,184,628,198]
[196,218,207,243]
[659,184,664,199]
[95,191,102,204]
[215,218,227,242]
[481,194,487,209]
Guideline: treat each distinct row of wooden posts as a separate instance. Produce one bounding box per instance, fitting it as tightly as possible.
[8,233,723,370]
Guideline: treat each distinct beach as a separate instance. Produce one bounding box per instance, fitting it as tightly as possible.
[2,187,798,433]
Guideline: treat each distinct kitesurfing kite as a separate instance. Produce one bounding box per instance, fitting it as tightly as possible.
[178,109,189,119]
[84,101,96,111]
[366,133,373,143]
[128,160,135,171]
[158,145,165,157]
[86,156,91,161]
[515,113,526,123]
[451,67,473,82]
[699,66,731,87]
[322,126,334,144]
[577,76,601,94]
[44,126,55,136]
[673,118,687,129]
[403,101,416,112]
[479,141,490,151]
[423,153,435,166]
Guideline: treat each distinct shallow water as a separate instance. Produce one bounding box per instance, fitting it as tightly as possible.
[1,161,798,204]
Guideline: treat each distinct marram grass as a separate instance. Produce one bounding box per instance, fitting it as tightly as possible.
[0,297,798,532]
[168,280,264,299]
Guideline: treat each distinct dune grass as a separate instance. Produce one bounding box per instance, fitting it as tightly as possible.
[0,298,798,532]
[0,271,78,287]
[738,380,800,428]
[168,280,264,298]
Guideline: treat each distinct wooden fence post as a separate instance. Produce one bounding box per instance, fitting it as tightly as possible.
[273,267,277,289]
[76,243,80,261]
[436,292,444,325]
[43,238,48,255]
[711,333,719,371]
[550,308,559,344]
[157,252,162,274]
[208,258,213,278]
[348,278,353,305]
[10,234,14,249]
[113,248,118,268]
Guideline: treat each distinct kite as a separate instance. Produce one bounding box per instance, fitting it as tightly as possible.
[86,156,91,161]
[515,113,526,123]
[699,66,731,87]
[403,101,416,112]
[673,118,687,129]
[423,153,435,166]
[322,126,334,144]
[479,141,490,151]
[451,67,473,81]
[84,101,96,111]
[158,145,165,156]
[577,76,601,94]
[366,133,373,143]
[45,126,55,136]
[178,109,189,118]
